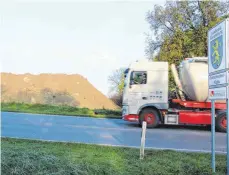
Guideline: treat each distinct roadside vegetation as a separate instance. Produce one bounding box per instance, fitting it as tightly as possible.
[108,68,125,107]
[2,138,226,175]
[1,102,121,118]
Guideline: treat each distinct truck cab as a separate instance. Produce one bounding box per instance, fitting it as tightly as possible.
[122,60,169,123]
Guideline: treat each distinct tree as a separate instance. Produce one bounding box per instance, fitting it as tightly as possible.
[109,93,123,107]
[108,68,125,107]
[145,0,229,91]
[146,0,229,61]
[108,68,125,95]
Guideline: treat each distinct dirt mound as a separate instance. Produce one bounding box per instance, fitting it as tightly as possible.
[1,73,118,109]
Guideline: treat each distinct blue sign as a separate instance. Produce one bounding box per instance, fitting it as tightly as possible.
[210,35,223,69]
[208,19,229,174]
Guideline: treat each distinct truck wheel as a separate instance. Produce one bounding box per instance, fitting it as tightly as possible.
[139,108,160,128]
[216,112,227,133]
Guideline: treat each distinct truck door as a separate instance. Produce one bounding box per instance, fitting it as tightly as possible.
[128,69,168,112]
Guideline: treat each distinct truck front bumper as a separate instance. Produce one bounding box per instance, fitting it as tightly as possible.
[122,114,139,122]
[122,105,139,122]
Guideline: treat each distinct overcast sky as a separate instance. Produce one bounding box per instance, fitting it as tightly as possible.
[0,0,165,96]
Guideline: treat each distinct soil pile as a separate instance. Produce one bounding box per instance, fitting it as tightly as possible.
[1,73,118,109]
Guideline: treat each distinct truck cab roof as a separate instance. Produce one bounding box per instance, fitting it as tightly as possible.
[128,59,168,71]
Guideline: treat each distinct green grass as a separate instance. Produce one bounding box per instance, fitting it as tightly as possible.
[1,102,121,118]
[1,138,227,175]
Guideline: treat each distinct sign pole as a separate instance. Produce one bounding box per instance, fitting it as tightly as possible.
[211,99,216,173]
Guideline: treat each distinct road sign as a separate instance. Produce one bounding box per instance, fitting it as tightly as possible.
[208,18,229,174]
[209,86,227,100]
[208,19,227,74]
[208,19,229,100]
[209,72,227,87]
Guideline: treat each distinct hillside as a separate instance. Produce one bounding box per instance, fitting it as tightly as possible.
[1,73,118,110]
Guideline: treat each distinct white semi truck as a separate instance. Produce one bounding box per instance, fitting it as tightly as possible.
[122,57,227,132]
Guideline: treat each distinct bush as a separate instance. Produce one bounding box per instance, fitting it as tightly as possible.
[40,88,79,106]
[1,102,121,118]
[93,109,121,116]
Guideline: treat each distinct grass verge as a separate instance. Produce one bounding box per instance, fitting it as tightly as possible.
[1,102,121,119]
[1,138,226,175]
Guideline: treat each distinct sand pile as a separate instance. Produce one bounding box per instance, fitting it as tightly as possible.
[1,73,118,109]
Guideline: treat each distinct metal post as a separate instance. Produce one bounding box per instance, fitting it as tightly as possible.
[140,121,147,160]
[211,100,216,173]
[227,99,229,175]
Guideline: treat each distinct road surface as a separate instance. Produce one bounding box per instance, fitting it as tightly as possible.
[1,112,227,153]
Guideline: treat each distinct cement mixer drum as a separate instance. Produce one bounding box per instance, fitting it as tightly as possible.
[179,57,208,102]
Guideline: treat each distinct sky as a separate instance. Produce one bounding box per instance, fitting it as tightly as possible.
[0,0,165,96]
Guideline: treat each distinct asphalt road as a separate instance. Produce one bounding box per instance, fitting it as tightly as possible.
[1,112,227,153]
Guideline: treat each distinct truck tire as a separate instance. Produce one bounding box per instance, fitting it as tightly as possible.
[139,108,160,128]
[216,112,227,133]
